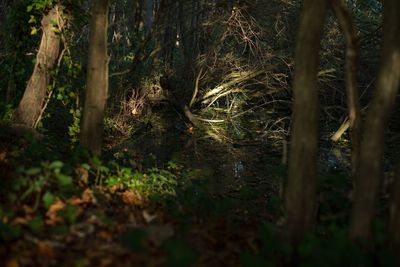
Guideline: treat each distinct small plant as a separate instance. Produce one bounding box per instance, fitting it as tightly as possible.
[0,160,76,212]
[105,164,178,197]
[125,89,148,117]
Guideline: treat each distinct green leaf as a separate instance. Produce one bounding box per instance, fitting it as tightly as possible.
[91,157,102,167]
[98,165,110,173]
[28,15,36,24]
[27,5,33,12]
[56,173,73,187]
[28,216,44,233]
[30,27,38,35]
[43,192,56,209]
[49,161,64,169]
[25,167,42,176]
[49,19,58,26]
[80,164,90,170]
[59,205,78,224]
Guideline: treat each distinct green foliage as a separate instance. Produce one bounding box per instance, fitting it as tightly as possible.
[27,215,44,233]
[0,104,14,123]
[27,0,55,12]
[0,159,77,211]
[0,1,39,102]
[43,191,56,208]
[43,50,84,146]
[59,204,79,224]
[104,164,178,197]
[68,107,81,144]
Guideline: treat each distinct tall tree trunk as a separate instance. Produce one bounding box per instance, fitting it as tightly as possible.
[284,0,327,245]
[331,0,361,178]
[81,0,110,156]
[389,162,400,261]
[143,0,153,37]
[12,5,62,128]
[0,0,7,48]
[162,0,173,65]
[349,0,400,240]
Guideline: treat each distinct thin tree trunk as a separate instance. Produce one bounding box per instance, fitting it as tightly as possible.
[143,0,153,37]
[12,5,62,128]
[349,0,400,240]
[284,0,327,245]
[81,0,110,155]
[331,0,361,178]
[389,162,400,261]
[0,0,7,48]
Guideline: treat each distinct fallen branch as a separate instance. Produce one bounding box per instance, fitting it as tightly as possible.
[331,117,350,141]
[201,70,263,104]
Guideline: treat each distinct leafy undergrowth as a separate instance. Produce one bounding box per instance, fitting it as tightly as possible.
[0,135,396,267]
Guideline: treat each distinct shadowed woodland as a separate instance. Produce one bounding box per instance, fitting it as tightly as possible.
[1,0,400,266]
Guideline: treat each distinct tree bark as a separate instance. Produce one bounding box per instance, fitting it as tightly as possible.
[12,5,62,128]
[349,0,400,240]
[0,0,7,48]
[284,0,327,245]
[143,0,153,37]
[331,0,361,178]
[81,0,110,155]
[389,162,400,260]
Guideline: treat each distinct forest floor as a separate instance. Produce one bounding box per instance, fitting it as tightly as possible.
[0,106,359,267]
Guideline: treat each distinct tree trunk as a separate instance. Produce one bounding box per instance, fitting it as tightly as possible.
[349,0,400,240]
[331,0,361,178]
[81,0,110,156]
[143,0,153,37]
[12,5,62,128]
[389,162,400,261]
[284,0,327,245]
[0,0,7,48]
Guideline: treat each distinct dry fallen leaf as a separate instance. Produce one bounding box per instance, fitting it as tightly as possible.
[68,196,83,206]
[12,215,32,225]
[82,188,95,204]
[46,198,65,225]
[121,190,142,206]
[75,166,89,186]
[68,188,95,206]
[37,241,55,258]
[22,205,34,214]
[110,185,119,192]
